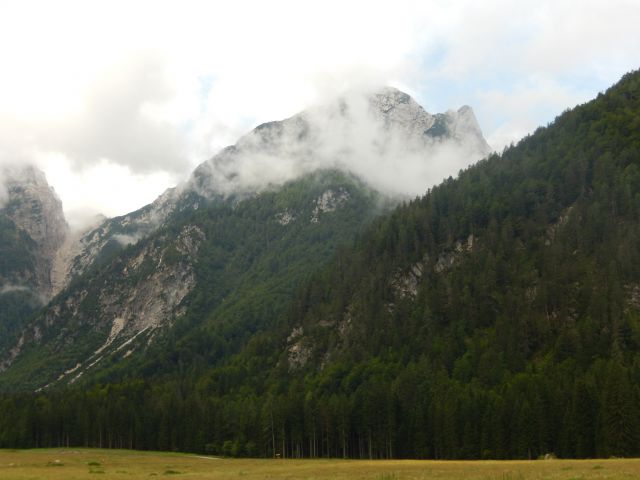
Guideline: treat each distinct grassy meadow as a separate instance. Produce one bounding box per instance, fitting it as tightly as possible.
[0,449,639,480]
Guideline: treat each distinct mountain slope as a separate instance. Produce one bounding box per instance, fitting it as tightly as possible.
[270,69,640,459]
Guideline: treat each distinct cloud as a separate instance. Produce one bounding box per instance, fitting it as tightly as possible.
[407,0,640,149]
[480,76,592,149]
[192,88,490,199]
[0,0,422,218]
[0,285,32,295]
[36,153,178,230]
[0,53,187,175]
[113,233,144,247]
[0,284,47,306]
[0,0,639,217]
[0,155,36,208]
[50,55,188,175]
[0,183,7,209]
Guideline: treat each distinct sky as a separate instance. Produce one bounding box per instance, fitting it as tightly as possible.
[0,0,638,228]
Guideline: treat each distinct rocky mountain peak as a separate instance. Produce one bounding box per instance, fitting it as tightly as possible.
[367,87,437,138]
[190,86,492,200]
[3,166,67,244]
[369,86,413,112]
[1,164,68,297]
[444,105,491,155]
[54,87,493,292]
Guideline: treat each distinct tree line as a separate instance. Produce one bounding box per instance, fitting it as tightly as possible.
[0,355,638,459]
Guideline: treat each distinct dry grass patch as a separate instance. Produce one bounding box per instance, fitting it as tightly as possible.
[0,449,639,479]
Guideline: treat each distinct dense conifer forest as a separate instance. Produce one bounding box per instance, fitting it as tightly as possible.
[1,70,639,459]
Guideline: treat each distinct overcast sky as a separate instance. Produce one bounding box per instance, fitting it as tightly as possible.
[0,0,638,227]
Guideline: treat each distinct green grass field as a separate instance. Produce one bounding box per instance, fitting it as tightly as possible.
[0,449,639,479]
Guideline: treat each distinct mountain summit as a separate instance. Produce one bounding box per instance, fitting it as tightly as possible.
[191,87,491,199]
[369,87,489,153]
[52,88,492,293]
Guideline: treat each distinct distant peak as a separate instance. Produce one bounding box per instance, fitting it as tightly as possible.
[372,86,412,102]
[3,164,48,187]
[450,105,481,127]
[368,87,415,113]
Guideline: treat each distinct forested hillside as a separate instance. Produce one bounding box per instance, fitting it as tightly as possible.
[1,70,640,460]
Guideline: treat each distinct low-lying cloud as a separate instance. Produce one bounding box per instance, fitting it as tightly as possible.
[0,284,32,295]
[0,1,638,221]
[192,88,490,199]
[113,233,144,247]
[0,158,34,209]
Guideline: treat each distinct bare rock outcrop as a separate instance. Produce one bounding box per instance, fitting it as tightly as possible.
[1,165,68,298]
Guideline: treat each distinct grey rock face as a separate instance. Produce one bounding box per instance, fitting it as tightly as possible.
[1,165,68,298]
[3,223,205,383]
[56,186,182,291]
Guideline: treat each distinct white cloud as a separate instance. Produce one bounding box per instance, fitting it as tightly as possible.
[0,0,638,218]
[480,76,593,150]
[191,88,491,201]
[0,284,32,295]
[36,153,178,229]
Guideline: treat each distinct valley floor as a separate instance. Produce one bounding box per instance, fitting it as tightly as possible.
[0,449,639,479]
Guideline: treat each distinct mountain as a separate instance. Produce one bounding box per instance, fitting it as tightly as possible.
[264,71,640,459]
[6,69,640,458]
[0,87,490,390]
[3,68,634,460]
[0,165,68,353]
[190,87,490,199]
[225,69,640,459]
[54,87,490,293]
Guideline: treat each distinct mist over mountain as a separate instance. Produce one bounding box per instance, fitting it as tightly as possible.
[0,86,490,389]
[47,87,491,295]
[191,87,490,199]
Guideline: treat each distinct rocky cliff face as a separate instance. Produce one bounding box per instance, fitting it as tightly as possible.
[0,165,68,298]
[52,186,183,293]
[368,88,491,154]
[1,222,206,380]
